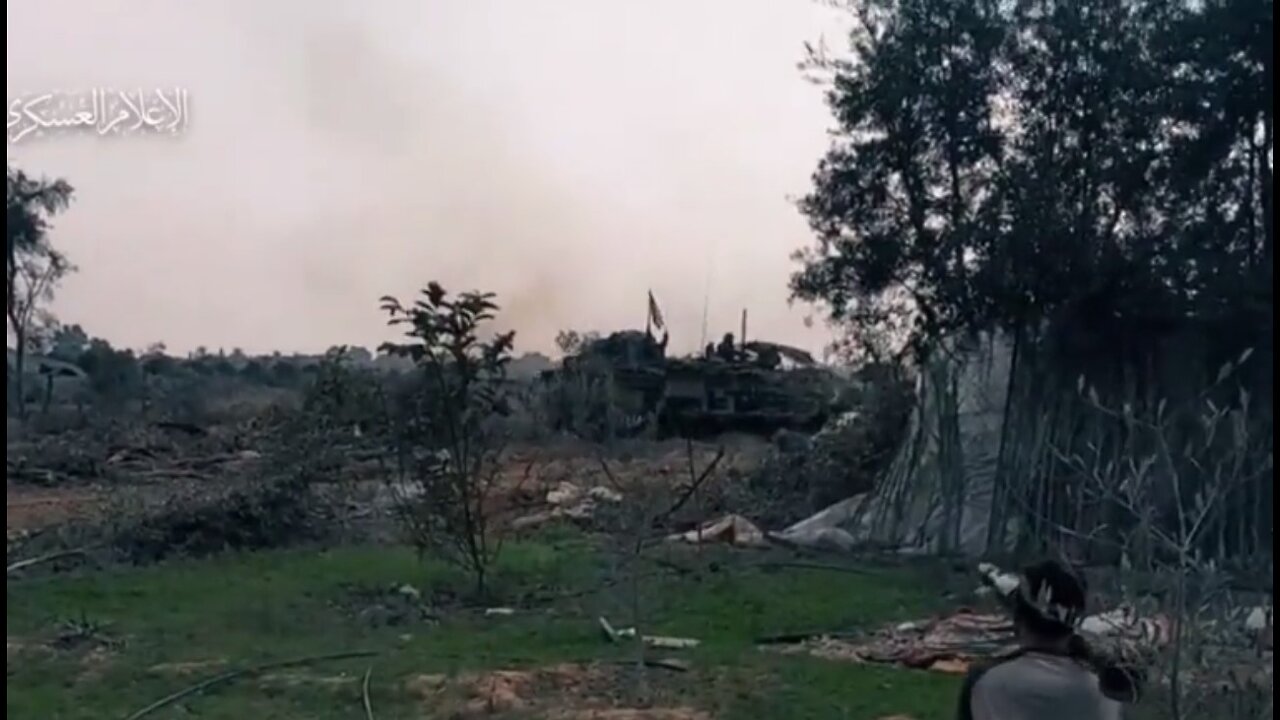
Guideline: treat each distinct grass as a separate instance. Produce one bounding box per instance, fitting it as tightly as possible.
[7,534,965,719]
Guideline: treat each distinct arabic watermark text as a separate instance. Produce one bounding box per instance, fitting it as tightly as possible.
[7,88,190,144]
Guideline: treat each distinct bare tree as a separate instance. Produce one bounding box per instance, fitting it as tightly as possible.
[596,437,725,703]
[1048,351,1274,720]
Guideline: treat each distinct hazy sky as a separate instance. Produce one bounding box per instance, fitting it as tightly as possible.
[7,0,848,357]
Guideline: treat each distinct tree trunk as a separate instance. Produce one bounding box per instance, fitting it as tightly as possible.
[1259,116,1273,268]
[12,327,26,419]
[42,373,53,415]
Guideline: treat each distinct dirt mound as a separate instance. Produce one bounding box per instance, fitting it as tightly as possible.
[404,663,711,719]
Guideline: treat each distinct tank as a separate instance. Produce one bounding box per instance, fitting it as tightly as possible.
[541,330,840,438]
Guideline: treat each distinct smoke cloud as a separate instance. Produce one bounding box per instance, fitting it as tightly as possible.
[6,0,846,357]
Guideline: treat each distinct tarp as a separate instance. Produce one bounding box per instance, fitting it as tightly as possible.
[776,333,1016,556]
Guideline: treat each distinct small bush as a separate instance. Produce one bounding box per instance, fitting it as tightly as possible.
[113,477,332,563]
[747,361,913,526]
[379,281,519,600]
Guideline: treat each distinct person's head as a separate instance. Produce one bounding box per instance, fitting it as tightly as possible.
[1012,560,1087,647]
[1012,560,1145,703]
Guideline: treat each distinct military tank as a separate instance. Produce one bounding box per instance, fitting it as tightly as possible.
[541,329,841,438]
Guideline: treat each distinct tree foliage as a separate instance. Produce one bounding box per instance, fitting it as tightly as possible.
[6,166,75,417]
[77,337,143,402]
[378,282,517,598]
[794,0,1273,360]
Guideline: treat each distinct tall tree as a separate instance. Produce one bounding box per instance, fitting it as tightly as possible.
[6,166,75,418]
[795,0,1273,369]
[794,0,1007,351]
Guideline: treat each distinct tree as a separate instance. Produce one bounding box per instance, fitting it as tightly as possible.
[240,358,269,384]
[794,0,1273,624]
[378,282,517,599]
[6,166,74,418]
[48,323,90,361]
[302,346,384,435]
[269,360,299,386]
[794,0,1272,367]
[78,337,143,403]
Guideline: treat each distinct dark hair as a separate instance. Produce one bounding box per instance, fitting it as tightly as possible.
[1010,560,1145,703]
[1013,560,1087,640]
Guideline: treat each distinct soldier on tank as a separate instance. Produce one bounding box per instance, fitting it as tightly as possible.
[716,333,738,361]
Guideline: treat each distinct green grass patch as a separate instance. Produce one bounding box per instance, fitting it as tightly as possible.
[7,538,964,719]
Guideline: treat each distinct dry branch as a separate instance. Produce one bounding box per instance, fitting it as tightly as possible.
[361,665,375,720]
[6,546,98,575]
[123,650,379,720]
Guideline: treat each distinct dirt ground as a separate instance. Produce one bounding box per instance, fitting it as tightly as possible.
[6,431,773,544]
[7,484,107,540]
[404,663,713,719]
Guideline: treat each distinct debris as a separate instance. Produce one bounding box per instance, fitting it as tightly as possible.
[515,481,624,530]
[644,636,700,650]
[666,514,767,549]
[598,617,700,649]
[766,610,1016,672]
[588,486,624,503]
[547,482,623,509]
[547,481,582,506]
[485,607,516,617]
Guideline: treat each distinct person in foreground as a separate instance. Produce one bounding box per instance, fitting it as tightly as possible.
[957,559,1134,720]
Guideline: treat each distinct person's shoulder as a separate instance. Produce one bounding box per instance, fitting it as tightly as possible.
[968,649,1026,682]
[964,653,1021,694]
[957,654,1024,720]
